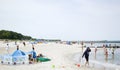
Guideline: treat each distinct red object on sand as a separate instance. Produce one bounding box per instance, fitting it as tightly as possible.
[77,64,80,67]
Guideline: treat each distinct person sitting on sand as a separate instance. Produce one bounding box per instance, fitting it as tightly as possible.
[37,53,44,58]
[82,47,91,66]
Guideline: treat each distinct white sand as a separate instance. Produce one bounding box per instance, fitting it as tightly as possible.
[0,41,120,70]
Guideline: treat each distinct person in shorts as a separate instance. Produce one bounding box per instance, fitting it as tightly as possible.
[32,47,37,62]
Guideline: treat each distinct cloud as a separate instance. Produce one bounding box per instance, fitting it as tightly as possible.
[0,0,120,40]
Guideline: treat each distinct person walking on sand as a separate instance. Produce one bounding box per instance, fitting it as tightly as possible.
[6,43,9,54]
[81,41,84,52]
[82,47,91,66]
[23,42,26,46]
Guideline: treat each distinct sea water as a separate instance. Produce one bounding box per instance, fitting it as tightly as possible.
[90,48,120,65]
[73,48,120,69]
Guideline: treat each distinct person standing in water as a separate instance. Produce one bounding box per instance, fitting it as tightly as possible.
[94,46,97,59]
[82,47,91,66]
[111,46,115,55]
[105,48,108,62]
[95,46,97,53]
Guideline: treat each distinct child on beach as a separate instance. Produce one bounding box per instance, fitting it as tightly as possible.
[82,47,91,66]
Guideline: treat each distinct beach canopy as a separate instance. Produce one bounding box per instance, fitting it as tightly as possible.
[11,49,28,64]
[12,50,26,56]
[0,50,28,65]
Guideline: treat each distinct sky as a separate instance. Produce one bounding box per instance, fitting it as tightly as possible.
[0,0,120,41]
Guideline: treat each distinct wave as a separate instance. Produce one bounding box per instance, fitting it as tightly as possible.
[90,60,120,69]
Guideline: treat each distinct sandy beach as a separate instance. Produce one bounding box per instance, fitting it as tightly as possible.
[0,41,120,70]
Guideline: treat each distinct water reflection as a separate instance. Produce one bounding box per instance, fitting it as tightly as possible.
[91,48,120,65]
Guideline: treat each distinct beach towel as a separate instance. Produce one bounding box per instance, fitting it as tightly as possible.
[37,57,51,62]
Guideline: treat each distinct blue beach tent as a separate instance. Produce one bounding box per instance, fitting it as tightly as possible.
[12,50,26,56]
[12,49,28,64]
